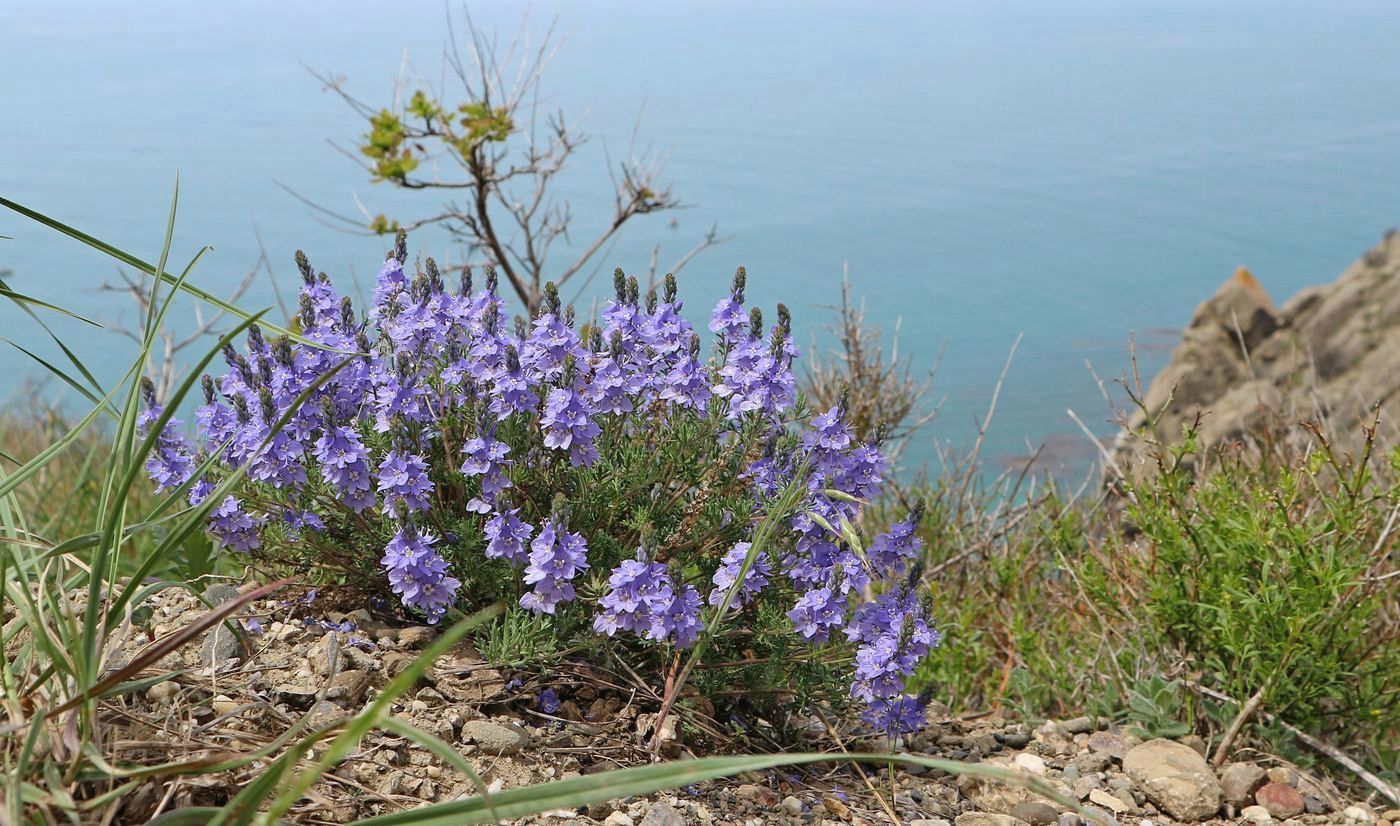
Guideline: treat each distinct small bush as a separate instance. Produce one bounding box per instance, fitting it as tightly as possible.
[136,233,944,736]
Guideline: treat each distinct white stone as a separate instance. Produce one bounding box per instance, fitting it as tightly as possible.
[1014,752,1048,775]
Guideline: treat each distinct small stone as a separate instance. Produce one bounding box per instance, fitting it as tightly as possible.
[202,584,243,606]
[1382,810,1400,822]
[146,680,179,703]
[200,621,244,667]
[326,670,371,706]
[736,784,778,806]
[602,813,634,826]
[640,802,685,826]
[1265,767,1297,786]
[459,720,528,756]
[1087,731,1129,761]
[1123,739,1223,822]
[272,683,319,709]
[397,626,436,649]
[911,820,952,826]
[1255,782,1304,819]
[1090,789,1130,814]
[1057,815,1082,826]
[1240,805,1273,825]
[1073,776,1103,800]
[1304,794,1329,814]
[1344,806,1376,823]
[1074,752,1111,774]
[1219,763,1267,807]
[1011,802,1060,825]
[1061,716,1096,734]
[822,795,850,818]
[211,694,239,715]
[1014,753,1047,775]
[306,699,349,729]
[781,796,804,816]
[1001,733,1032,749]
[954,815,1031,826]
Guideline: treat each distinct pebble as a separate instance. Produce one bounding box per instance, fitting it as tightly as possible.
[822,795,850,818]
[1122,738,1223,822]
[781,796,803,816]
[602,813,634,826]
[306,700,349,729]
[397,626,436,649]
[459,719,528,756]
[735,784,777,807]
[1383,810,1400,823]
[200,621,244,667]
[1060,716,1096,734]
[1344,806,1376,823]
[640,803,685,826]
[1073,776,1103,800]
[1086,731,1129,761]
[1089,789,1130,814]
[1001,733,1032,749]
[211,694,239,715]
[954,815,1031,826]
[145,680,179,703]
[1304,794,1330,814]
[911,820,951,826]
[1255,782,1304,819]
[1013,752,1047,775]
[1057,815,1082,826]
[1010,801,1059,825]
[1240,805,1273,825]
[1219,763,1267,807]
[1073,752,1111,774]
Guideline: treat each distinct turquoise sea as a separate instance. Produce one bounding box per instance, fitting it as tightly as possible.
[3,0,1399,479]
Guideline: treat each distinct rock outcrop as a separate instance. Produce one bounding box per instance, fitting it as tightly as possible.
[1113,230,1400,474]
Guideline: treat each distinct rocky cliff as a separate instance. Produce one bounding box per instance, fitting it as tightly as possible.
[1112,229,1400,474]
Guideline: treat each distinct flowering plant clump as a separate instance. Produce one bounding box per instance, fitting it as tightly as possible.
[139,234,941,735]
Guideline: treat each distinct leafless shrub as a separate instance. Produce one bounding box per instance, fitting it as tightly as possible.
[293,10,720,313]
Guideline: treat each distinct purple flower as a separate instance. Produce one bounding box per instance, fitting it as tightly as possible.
[652,581,704,648]
[314,426,376,512]
[658,334,712,411]
[207,495,263,553]
[484,507,534,564]
[377,450,434,513]
[460,428,513,513]
[538,688,561,714]
[520,518,590,614]
[371,255,408,318]
[845,589,940,734]
[861,694,929,739]
[708,268,748,340]
[539,386,602,467]
[708,542,772,607]
[786,585,847,644]
[585,353,645,415]
[521,312,586,385]
[594,557,671,637]
[867,510,923,578]
[381,523,460,624]
[137,383,197,493]
[595,554,705,648]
